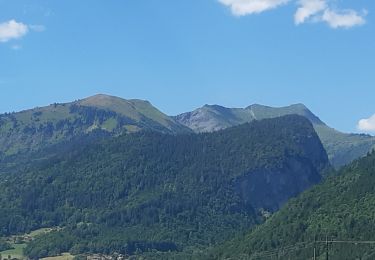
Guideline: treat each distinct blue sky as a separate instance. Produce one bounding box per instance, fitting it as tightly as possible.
[0,0,374,133]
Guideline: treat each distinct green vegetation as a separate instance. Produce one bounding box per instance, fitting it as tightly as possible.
[0,94,190,156]
[28,228,57,238]
[41,253,74,260]
[78,94,186,131]
[212,151,375,260]
[2,95,373,168]
[0,239,12,251]
[0,243,26,259]
[2,96,374,259]
[0,228,62,260]
[315,124,375,168]
[175,103,375,168]
[0,115,328,259]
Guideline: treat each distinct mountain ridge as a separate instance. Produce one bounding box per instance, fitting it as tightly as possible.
[0,115,329,258]
[0,94,191,156]
[1,94,374,167]
[175,103,375,167]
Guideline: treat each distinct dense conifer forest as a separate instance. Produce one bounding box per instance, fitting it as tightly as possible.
[212,151,375,259]
[0,115,329,259]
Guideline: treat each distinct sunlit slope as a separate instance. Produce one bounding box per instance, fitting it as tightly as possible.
[0,94,190,156]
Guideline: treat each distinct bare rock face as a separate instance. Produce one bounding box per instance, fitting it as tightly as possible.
[235,157,321,212]
[233,119,329,212]
[174,105,246,133]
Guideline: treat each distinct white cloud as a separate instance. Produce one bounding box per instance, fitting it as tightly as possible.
[218,0,291,16]
[0,20,28,42]
[218,0,367,29]
[294,0,326,24]
[322,9,366,29]
[358,114,375,132]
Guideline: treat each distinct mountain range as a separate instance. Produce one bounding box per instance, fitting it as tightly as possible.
[1,94,375,259]
[1,94,374,168]
[174,103,375,168]
[0,114,328,259]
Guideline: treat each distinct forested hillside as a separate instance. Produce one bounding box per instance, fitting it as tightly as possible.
[0,115,329,259]
[175,103,375,168]
[213,151,375,260]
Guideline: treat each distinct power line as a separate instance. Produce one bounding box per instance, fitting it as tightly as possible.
[317,240,375,244]
[246,239,375,260]
[249,242,315,259]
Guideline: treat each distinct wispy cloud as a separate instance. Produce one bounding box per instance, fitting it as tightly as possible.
[0,20,45,44]
[358,114,375,132]
[219,0,367,29]
[0,20,28,42]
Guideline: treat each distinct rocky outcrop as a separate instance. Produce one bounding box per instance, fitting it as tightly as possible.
[235,156,321,212]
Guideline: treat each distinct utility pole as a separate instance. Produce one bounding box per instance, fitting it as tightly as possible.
[326,236,329,260]
[313,236,316,260]
[313,247,316,260]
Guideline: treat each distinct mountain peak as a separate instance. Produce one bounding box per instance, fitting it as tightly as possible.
[76,94,191,133]
[290,103,308,109]
[77,94,154,116]
[246,103,308,111]
[86,93,114,99]
[246,103,268,109]
[245,103,323,125]
[0,94,190,156]
[79,94,143,107]
[202,104,231,112]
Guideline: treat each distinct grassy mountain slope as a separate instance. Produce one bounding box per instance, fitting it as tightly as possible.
[213,151,375,260]
[0,94,190,156]
[314,124,375,167]
[0,115,329,258]
[78,94,179,130]
[175,103,375,167]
